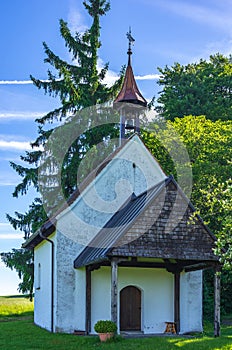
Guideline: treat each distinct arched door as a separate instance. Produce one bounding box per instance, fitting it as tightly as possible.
[120,286,141,331]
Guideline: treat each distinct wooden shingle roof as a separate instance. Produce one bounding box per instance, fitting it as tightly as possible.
[74,176,219,269]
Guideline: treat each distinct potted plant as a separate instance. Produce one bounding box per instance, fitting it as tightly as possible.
[94,320,117,342]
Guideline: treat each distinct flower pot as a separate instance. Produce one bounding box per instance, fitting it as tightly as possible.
[98,332,114,342]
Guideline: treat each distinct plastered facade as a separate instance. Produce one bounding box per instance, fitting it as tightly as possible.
[33,135,203,334]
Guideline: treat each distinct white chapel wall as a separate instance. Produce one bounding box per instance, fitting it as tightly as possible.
[53,136,167,333]
[91,266,174,334]
[57,135,166,248]
[54,230,83,333]
[34,233,56,331]
[180,270,203,334]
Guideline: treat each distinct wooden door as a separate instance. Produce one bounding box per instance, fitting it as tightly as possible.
[120,286,141,331]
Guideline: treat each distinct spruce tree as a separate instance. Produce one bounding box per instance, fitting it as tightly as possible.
[1,0,124,297]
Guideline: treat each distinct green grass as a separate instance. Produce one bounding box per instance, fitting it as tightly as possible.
[0,296,232,350]
[0,295,33,318]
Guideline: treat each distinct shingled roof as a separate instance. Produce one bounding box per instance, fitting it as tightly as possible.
[74,176,219,269]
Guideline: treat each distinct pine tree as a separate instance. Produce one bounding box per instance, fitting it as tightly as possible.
[1,0,124,297]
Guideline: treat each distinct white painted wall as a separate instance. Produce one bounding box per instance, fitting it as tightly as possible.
[34,233,56,332]
[90,267,203,335]
[180,271,203,334]
[34,135,203,335]
[56,135,166,248]
[34,135,166,333]
[91,266,174,334]
[54,231,84,333]
[73,268,86,331]
[91,267,112,331]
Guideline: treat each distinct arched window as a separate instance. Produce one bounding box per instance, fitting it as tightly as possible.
[36,263,41,290]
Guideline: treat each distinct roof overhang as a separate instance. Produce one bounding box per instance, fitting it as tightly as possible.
[22,219,56,249]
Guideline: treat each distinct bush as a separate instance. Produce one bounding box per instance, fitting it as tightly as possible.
[94,320,117,333]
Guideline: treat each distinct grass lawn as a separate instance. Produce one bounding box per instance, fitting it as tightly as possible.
[0,296,232,350]
[0,295,33,318]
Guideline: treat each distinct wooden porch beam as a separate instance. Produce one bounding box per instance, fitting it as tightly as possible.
[111,259,118,327]
[85,266,91,335]
[85,258,218,273]
[214,267,221,337]
[174,272,180,334]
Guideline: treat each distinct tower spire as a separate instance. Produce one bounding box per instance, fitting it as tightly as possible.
[114,29,147,145]
[114,28,147,108]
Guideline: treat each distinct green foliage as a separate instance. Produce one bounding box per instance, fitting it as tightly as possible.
[94,320,117,333]
[143,116,232,317]
[204,269,232,320]
[156,53,232,121]
[0,250,34,300]
[200,180,232,268]
[170,116,232,267]
[170,116,232,186]
[6,198,47,240]
[9,0,123,221]
[141,128,177,178]
[2,0,124,296]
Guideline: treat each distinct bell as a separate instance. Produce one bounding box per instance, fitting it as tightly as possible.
[125,119,135,130]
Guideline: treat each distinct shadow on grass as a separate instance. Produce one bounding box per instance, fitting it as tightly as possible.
[3,295,33,299]
[0,311,34,322]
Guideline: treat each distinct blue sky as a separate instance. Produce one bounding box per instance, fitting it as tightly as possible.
[0,0,232,295]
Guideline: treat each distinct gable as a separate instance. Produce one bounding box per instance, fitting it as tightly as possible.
[23,134,166,249]
[59,134,166,220]
[74,176,218,269]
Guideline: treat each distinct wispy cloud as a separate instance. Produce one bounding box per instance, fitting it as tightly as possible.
[103,72,159,86]
[97,58,159,86]
[0,223,23,240]
[0,180,19,187]
[68,0,87,34]
[153,0,232,33]
[0,233,23,240]
[0,172,20,186]
[0,111,45,120]
[0,140,31,151]
[0,71,159,90]
[0,80,33,85]
[0,79,53,85]
[189,43,232,65]
[136,74,160,80]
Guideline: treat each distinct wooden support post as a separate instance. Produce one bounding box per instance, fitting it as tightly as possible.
[174,272,180,334]
[111,259,118,328]
[214,267,221,337]
[86,266,91,335]
[135,115,140,134]
[119,115,126,145]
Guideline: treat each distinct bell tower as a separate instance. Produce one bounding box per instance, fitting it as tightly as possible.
[114,29,147,144]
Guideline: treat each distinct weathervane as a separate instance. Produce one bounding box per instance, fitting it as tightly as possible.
[126,27,135,46]
[126,27,135,64]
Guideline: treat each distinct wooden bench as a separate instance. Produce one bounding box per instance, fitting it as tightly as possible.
[164,321,176,334]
